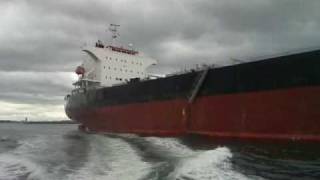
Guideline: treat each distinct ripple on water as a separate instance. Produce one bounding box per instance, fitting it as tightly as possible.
[66,134,153,180]
[0,154,47,180]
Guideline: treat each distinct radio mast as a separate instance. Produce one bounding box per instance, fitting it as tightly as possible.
[108,24,120,45]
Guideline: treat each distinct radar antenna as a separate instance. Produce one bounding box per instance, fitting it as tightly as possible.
[108,24,120,45]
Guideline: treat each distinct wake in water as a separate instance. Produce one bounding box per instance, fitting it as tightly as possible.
[0,124,319,180]
[113,135,254,180]
[67,135,152,180]
[0,124,252,180]
[167,147,250,180]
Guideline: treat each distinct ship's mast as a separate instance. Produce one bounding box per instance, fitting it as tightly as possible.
[108,24,120,45]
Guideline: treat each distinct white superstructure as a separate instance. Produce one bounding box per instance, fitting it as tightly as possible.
[74,24,157,87]
[73,24,157,88]
[78,44,157,87]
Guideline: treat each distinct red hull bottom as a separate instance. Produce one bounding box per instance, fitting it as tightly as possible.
[70,87,320,142]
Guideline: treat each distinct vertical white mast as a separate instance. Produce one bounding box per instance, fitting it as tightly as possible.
[109,24,120,45]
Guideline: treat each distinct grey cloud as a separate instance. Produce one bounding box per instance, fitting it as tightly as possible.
[1,0,320,120]
[0,72,75,105]
[2,0,320,72]
[0,92,63,105]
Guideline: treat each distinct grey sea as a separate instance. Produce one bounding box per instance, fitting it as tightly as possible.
[0,123,319,180]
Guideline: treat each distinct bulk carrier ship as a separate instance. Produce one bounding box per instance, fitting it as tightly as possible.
[65,25,320,142]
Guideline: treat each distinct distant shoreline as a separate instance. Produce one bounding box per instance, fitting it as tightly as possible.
[0,120,78,124]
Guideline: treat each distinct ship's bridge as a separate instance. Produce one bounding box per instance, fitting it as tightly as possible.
[73,41,157,89]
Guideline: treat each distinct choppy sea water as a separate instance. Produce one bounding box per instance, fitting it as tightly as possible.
[0,123,319,180]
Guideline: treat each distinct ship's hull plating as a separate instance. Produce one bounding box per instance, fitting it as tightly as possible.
[66,50,320,142]
[188,86,320,141]
[67,86,320,141]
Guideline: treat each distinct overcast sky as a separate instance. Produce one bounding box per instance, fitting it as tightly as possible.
[1,0,320,121]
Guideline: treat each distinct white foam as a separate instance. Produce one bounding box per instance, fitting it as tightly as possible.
[145,137,194,157]
[0,154,47,180]
[169,147,252,180]
[110,133,140,139]
[67,135,152,180]
[15,135,63,155]
[0,132,260,180]
[0,135,73,180]
[0,136,9,141]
